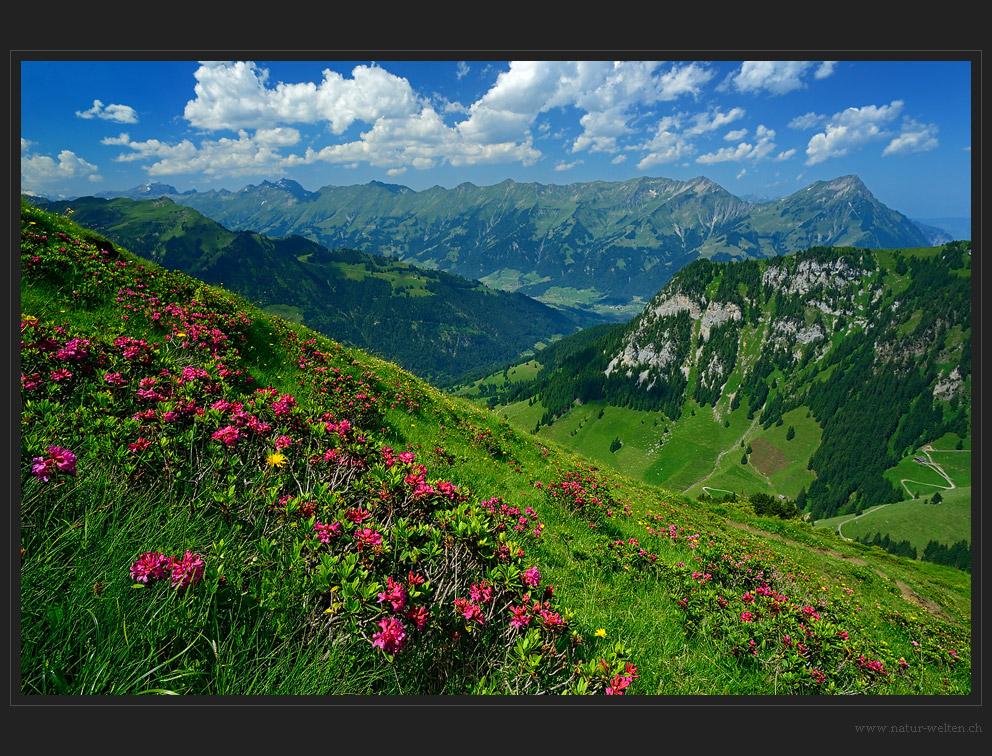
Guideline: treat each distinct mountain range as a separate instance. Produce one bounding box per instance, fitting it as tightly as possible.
[87,174,940,318]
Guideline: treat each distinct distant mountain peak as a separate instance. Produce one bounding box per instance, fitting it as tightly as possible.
[95,182,179,200]
[368,179,412,194]
[819,174,869,194]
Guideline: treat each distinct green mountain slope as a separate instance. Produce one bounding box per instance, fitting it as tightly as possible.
[141,174,932,317]
[18,201,971,698]
[28,196,603,386]
[484,243,971,544]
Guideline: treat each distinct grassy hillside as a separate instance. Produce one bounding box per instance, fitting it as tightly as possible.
[18,200,971,697]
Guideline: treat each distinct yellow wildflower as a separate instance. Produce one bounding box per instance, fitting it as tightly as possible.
[594,628,607,638]
[266,452,288,469]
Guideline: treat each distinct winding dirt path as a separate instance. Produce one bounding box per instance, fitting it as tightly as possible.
[836,503,893,542]
[899,447,956,498]
[688,416,759,492]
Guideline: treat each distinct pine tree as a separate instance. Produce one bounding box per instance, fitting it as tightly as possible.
[786,425,795,441]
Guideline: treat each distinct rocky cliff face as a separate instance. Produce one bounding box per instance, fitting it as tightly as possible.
[603,248,884,404]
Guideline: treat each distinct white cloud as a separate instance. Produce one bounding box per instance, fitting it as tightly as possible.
[611,154,627,164]
[635,107,747,169]
[804,100,904,165]
[736,168,747,179]
[728,61,825,95]
[684,107,745,136]
[456,61,470,80]
[697,124,778,164]
[882,119,939,156]
[725,128,748,141]
[554,159,583,171]
[101,132,132,146]
[461,61,713,157]
[108,130,294,178]
[21,137,34,151]
[815,61,837,79]
[76,99,138,124]
[254,127,301,147]
[636,117,695,169]
[183,61,421,133]
[21,149,99,190]
[788,111,825,130]
[774,148,797,161]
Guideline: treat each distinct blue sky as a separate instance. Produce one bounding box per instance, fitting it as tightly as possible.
[19,58,973,221]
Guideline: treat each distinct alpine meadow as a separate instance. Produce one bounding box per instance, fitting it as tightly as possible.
[17,58,976,714]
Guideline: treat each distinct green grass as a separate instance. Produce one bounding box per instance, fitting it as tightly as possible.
[261,304,305,324]
[838,492,971,551]
[814,444,972,552]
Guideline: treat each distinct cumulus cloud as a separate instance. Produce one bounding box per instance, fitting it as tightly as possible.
[254,127,301,147]
[101,132,132,146]
[683,107,745,136]
[788,111,825,130]
[726,61,829,95]
[697,124,778,164]
[815,61,837,79]
[804,100,904,165]
[76,99,139,124]
[456,61,470,80]
[634,106,745,169]
[183,61,421,133]
[106,130,294,178]
[554,159,583,171]
[725,128,748,141]
[459,61,713,157]
[21,149,100,189]
[636,116,695,169]
[882,118,939,156]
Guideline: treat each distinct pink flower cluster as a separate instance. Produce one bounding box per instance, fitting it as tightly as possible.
[378,577,408,613]
[856,656,887,676]
[469,581,494,606]
[522,566,541,587]
[371,617,406,655]
[130,549,205,590]
[313,520,342,544]
[211,424,240,447]
[354,527,383,551]
[31,446,77,482]
[454,597,485,626]
[606,663,639,695]
[271,393,297,418]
